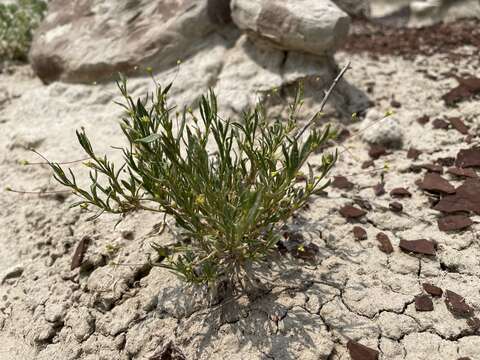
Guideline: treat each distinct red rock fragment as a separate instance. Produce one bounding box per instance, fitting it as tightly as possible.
[362,160,374,169]
[415,295,434,312]
[445,290,474,318]
[448,117,469,135]
[71,236,91,270]
[347,340,379,360]
[442,76,480,106]
[369,145,387,160]
[390,188,412,198]
[423,283,443,297]
[467,317,480,331]
[373,183,385,196]
[447,167,478,178]
[389,202,403,212]
[420,164,443,174]
[332,176,354,190]
[353,226,367,241]
[407,148,421,160]
[433,118,449,130]
[418,173,455,194]
[376,233,394,254]
[434,179,480,215]
[417,115,430,125]
[340,205,367,219]
[456,147,480,168]
[438,215,473,232]
[399,239,436,256]
[391,99,401,108]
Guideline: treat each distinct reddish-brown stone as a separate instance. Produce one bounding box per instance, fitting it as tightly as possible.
[456,147,480,168]
[332,176,354,190]
[415,295,434,312]
[422,283,443,297]
[467,317,480,331]
[417,115,430,125]
[448,117,469,135]
[340,205,367,219]
[420,163,443,174]
[438,215,473,232]
[369,145,387,160]
[347,340,379,360]
[71,236,91,270]
[399,239,436,256]
[353,226,367,241]
[390,188,412,198]
[391,99,401,108]
[447,167,478,178]
[362,160,374,169]
[407,148,422,160]
[445,290,474,318]
[442,76,480,106]
[376,233,394,254]
[373,183,385,196]
[418,173,455,194]
[433,118,449,129]
[389,202,403,213]
[434,179,480,215]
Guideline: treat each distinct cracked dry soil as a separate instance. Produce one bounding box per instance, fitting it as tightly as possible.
[1,26,480,360]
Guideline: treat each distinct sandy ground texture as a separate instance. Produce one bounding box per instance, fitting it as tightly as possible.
[1,25,480,360]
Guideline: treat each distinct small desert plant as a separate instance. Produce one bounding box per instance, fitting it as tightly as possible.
[0,0,46,62]
[49,76,337,287]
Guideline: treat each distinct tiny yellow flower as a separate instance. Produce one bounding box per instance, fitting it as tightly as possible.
[105,243,118,253]
[297,244,305,252]
[385,109,395,117]
[19,159,29,165]
[176,59,182,65]
[351,112,358,120]
[195,194,206,206]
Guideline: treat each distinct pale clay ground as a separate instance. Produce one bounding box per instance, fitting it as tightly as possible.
[0,46,479,359]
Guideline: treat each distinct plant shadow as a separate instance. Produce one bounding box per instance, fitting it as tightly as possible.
[157,219,372,359]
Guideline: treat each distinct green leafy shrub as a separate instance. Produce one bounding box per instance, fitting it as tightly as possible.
[0,0,47,62]
[49,76,337,287]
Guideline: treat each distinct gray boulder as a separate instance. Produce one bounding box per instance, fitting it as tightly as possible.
[29,0,231,83]
[361,109,404,148]
[332,0,371,18]
[230,0,351,56]
[369,0,480,27]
